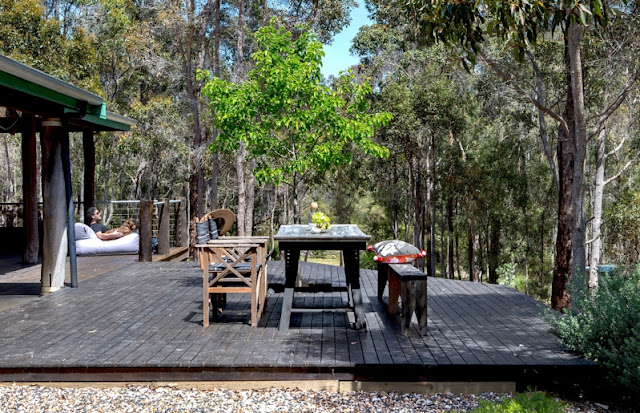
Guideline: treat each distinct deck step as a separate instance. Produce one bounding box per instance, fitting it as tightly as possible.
[153,246,189,262]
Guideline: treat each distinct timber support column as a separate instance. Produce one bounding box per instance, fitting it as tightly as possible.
[21,114,39,264]
[40,118,67,294]
[138,199,153,262]
[83,130,95,223]
[175,198,188,247]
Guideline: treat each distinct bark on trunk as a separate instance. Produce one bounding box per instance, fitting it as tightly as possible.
[447,195,454,279]
[82,130,95,223]
[552,37,575,311]
[3,134,14,199]
[209,0,221,210]
[392,157,399,239]
[588,64,611,290]
[467,219,475,281]
[410,152,424,271]
[245,158,256,234]
[488,216,500,284]
[567,21,588,293]
[233,0,247,235]
[236,143,247,235]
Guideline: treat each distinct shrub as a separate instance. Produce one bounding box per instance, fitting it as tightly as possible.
[549,267,640,399]
[359,250,377,270]
[471,391,567,413]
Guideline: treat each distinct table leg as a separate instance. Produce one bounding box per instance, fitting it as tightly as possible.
[278,249,300,331]
[344,249,367,330]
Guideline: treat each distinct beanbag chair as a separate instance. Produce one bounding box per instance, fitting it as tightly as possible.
[369,240,425,264]
[75,223,139,255]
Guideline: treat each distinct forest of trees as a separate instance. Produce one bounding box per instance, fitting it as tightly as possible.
[2,0,640,310]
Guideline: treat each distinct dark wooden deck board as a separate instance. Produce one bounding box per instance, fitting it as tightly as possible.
[0,258,596,383]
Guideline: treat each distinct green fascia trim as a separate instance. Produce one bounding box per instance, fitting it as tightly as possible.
[0,70,103,114]
[79,112,131,131]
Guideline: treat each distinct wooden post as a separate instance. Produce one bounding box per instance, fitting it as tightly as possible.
[157,198,170,255]
[21,114,39,264]
[138,199,153,262]
[40,118,67,294]
[82,130,95,224]
[62,131,78,288]
[175,198,188,247]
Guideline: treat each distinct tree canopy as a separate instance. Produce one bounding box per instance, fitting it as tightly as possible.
[201,21,391,221]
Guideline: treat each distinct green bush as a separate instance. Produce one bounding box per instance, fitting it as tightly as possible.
[471,391,567,413]
[359,250,377,270]
[549,268,640,399]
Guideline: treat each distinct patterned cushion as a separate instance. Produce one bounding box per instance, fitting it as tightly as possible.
[210,262,262,272]
[208,218,219,240]
[369,240,425,264]
[196,221,210,244]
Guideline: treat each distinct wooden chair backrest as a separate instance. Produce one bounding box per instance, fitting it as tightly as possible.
[199,209,236,236]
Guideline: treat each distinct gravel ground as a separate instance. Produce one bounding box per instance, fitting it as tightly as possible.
[0,384,619,412]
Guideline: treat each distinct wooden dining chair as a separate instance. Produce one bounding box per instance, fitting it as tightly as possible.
[195,210,268,327]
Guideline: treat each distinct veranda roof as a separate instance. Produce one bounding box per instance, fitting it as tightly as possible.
[0,54,135,131]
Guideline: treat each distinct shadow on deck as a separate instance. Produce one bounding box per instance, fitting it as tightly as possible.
[0,258,600,392]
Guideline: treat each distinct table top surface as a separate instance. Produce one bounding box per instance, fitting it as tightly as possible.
[274,224,371,242]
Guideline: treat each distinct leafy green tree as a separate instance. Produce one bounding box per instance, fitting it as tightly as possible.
[0,0,99,91]
[371,0,639,310]
[201,21,391,223]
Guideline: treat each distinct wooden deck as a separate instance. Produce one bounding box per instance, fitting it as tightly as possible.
[0,258,598,389]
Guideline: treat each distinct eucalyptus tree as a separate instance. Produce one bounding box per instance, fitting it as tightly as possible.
[369,0,639,311]
[201,22,391,226]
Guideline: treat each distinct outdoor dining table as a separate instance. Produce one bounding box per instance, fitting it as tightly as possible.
[274,224,371,331]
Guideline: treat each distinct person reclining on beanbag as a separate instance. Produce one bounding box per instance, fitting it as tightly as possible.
[86,206,124,241]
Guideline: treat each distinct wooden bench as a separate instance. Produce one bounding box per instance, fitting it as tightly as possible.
[384,263,427,336]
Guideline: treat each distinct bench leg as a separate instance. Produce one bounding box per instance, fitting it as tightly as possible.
[388,273,401,315]
[377,262,388,301]
[400,280,416,336]
[415,280,427,335]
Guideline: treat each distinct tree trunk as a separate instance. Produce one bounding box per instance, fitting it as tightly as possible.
[392,157,399,239]
[291,173,301,224]
[82,130,95,223]
[429,135,437,277]
[440,201,446,277]
[588,64,611,290]
[488,216,500,284]
[552,36,575,311]
[236,143,247,235]
[567,21,588,294]
[235,0,244,81]
[185,0,204,225]
[447,194,454,279]
[410,152,424,271]
[467,219,475,281]
[525,216,530,295]
[209,0,221,211]
[245,158,256,234]
[3,134,14,200]
[233,0,247,235]
[21,114,38,264]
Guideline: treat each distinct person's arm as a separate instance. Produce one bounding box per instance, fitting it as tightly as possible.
[95,231,124,241]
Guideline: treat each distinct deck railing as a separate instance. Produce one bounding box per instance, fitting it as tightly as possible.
[0,199,188,259]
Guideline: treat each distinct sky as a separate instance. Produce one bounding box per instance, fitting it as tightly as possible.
[320,1,374,79]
